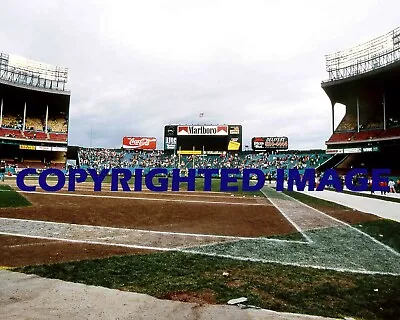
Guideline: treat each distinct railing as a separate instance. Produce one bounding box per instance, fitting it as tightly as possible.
[323,27,400,82]
[0,52,69,92]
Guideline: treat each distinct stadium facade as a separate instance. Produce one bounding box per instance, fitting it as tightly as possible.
[321,26,400,175]
[0,52,70,171]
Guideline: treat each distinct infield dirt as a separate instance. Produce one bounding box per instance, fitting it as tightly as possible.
[0,182,381,267]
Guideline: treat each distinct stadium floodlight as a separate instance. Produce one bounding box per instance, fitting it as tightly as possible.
[323,26,400,81]
[0,52,68,91]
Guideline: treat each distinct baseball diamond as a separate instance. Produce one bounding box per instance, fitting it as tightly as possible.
[0,14,400,320]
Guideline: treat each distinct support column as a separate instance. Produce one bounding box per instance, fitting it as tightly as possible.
[383,92,386,130]
[178,147,181,169]
[22,102,26,131]
[357,97,360,132]
[0,98,3,127]
[45,105,49,132]
[192,146,195,169]
[331,102,335,133]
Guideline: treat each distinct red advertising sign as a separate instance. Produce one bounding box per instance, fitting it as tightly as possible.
[122,137,157,150]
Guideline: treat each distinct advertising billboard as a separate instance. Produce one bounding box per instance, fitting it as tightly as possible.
[164,124,241,152]
[252,137,288,150]
[177,125,228,135]
[164,137,177,150]
[122,137,157,150]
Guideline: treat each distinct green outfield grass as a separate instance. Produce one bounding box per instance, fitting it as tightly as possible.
[0,185,31,208]
[354,219,400,253]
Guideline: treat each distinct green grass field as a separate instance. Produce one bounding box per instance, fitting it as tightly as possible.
[0,185,31,208]
[15,248,400,319]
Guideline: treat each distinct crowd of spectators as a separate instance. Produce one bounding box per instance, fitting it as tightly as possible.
[77,148,329,177]
[2,114,23,130]
[1,113,67,135]
[78,148,125,170]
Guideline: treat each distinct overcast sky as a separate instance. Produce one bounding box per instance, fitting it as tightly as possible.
[1,0,399,150]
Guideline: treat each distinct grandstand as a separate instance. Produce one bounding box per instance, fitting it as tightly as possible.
[321,26,400,175]
[75,147,330,178]
[0,52,70,171]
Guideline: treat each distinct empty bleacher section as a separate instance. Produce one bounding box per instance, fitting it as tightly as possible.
[1,114,22,129]
[336,113,357,132]
[1,106,68,142]
[0,124,67,142]
[24,117,43,131]
[47,116,68,133]
[0,127,67,142]
[0,128,24,139]
[362,115,383,130]
[327,95,400,144]
[49,132,68,142]
[23,131,47,140]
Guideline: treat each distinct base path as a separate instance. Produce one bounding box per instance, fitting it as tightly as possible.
[0,270,336,320]
[0,217,241,251]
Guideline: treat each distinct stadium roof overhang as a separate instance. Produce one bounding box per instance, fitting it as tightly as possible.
[0,80,70,110]
[0,78,70,96]
[321,60,400,106]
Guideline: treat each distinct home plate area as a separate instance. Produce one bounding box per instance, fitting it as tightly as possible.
[0,183,399,275]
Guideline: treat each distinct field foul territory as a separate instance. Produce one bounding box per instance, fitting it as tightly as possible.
[14,168,392,193]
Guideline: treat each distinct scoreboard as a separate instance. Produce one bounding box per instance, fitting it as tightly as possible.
[164,125,242,153]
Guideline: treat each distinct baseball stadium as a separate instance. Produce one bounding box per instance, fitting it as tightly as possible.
[1,27,400,320]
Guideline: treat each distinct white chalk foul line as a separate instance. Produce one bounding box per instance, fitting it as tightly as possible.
[179,249,400,276]
[0,217,250,240]
[0,229,399,276]
[5,241,62,248]
[18,190,267,206]
[282,191,400,257]
[0,217,309,244]
[0,232,175,251]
